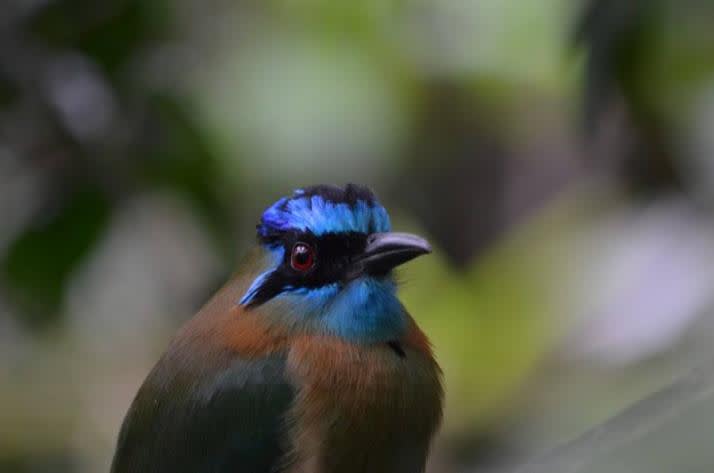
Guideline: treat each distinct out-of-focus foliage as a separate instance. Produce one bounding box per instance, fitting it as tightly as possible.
[0,0,232,328]
[2,1,714,472]
[575,0,714,195]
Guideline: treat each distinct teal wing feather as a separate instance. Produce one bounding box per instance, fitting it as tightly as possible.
[110,347,294,473]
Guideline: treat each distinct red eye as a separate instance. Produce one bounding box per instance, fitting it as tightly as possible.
[291,242,315,272]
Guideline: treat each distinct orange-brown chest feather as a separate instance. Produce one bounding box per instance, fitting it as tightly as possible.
[283,319,443,473]
[186,294,442,473]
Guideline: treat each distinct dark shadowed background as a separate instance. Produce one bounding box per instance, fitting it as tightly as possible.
[3,1,714,472]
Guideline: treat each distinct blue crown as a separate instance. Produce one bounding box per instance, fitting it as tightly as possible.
[257,184,391,238]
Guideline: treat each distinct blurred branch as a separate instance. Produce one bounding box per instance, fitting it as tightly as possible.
[511,361,714,473]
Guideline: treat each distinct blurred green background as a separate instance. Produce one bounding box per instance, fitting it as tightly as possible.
[3,1,714,472]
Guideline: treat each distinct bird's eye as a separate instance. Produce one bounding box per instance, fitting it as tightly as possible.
[290,242,315,272]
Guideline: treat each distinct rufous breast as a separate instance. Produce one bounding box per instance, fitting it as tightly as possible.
[284,318,443,473]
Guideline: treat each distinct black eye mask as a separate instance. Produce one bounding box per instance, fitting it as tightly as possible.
[244,231,368,308]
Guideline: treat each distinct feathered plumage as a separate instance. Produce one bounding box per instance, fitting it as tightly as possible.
[111,184,443,473]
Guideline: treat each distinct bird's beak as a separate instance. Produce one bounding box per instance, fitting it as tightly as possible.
[356,232,432,276]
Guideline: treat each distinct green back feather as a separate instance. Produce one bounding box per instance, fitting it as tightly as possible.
[111,345,294,473]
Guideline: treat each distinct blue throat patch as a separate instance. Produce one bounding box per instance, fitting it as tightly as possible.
[239,185,407,343]
[277,277,406,343]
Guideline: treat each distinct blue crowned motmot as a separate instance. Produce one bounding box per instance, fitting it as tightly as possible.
[110,184,443,473]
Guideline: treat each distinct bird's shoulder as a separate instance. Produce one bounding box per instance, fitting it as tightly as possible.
[111,304,295,473]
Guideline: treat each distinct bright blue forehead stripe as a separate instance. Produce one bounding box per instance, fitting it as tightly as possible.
[258,188,391,237]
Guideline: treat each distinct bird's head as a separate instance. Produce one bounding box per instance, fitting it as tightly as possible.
[238,184,431,343]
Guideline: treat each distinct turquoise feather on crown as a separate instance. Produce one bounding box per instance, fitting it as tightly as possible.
[257,184,391,239]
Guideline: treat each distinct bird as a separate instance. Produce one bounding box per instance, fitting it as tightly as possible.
[110,183,443,473]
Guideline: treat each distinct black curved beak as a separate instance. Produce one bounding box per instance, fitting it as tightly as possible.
[356,232,432,276]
